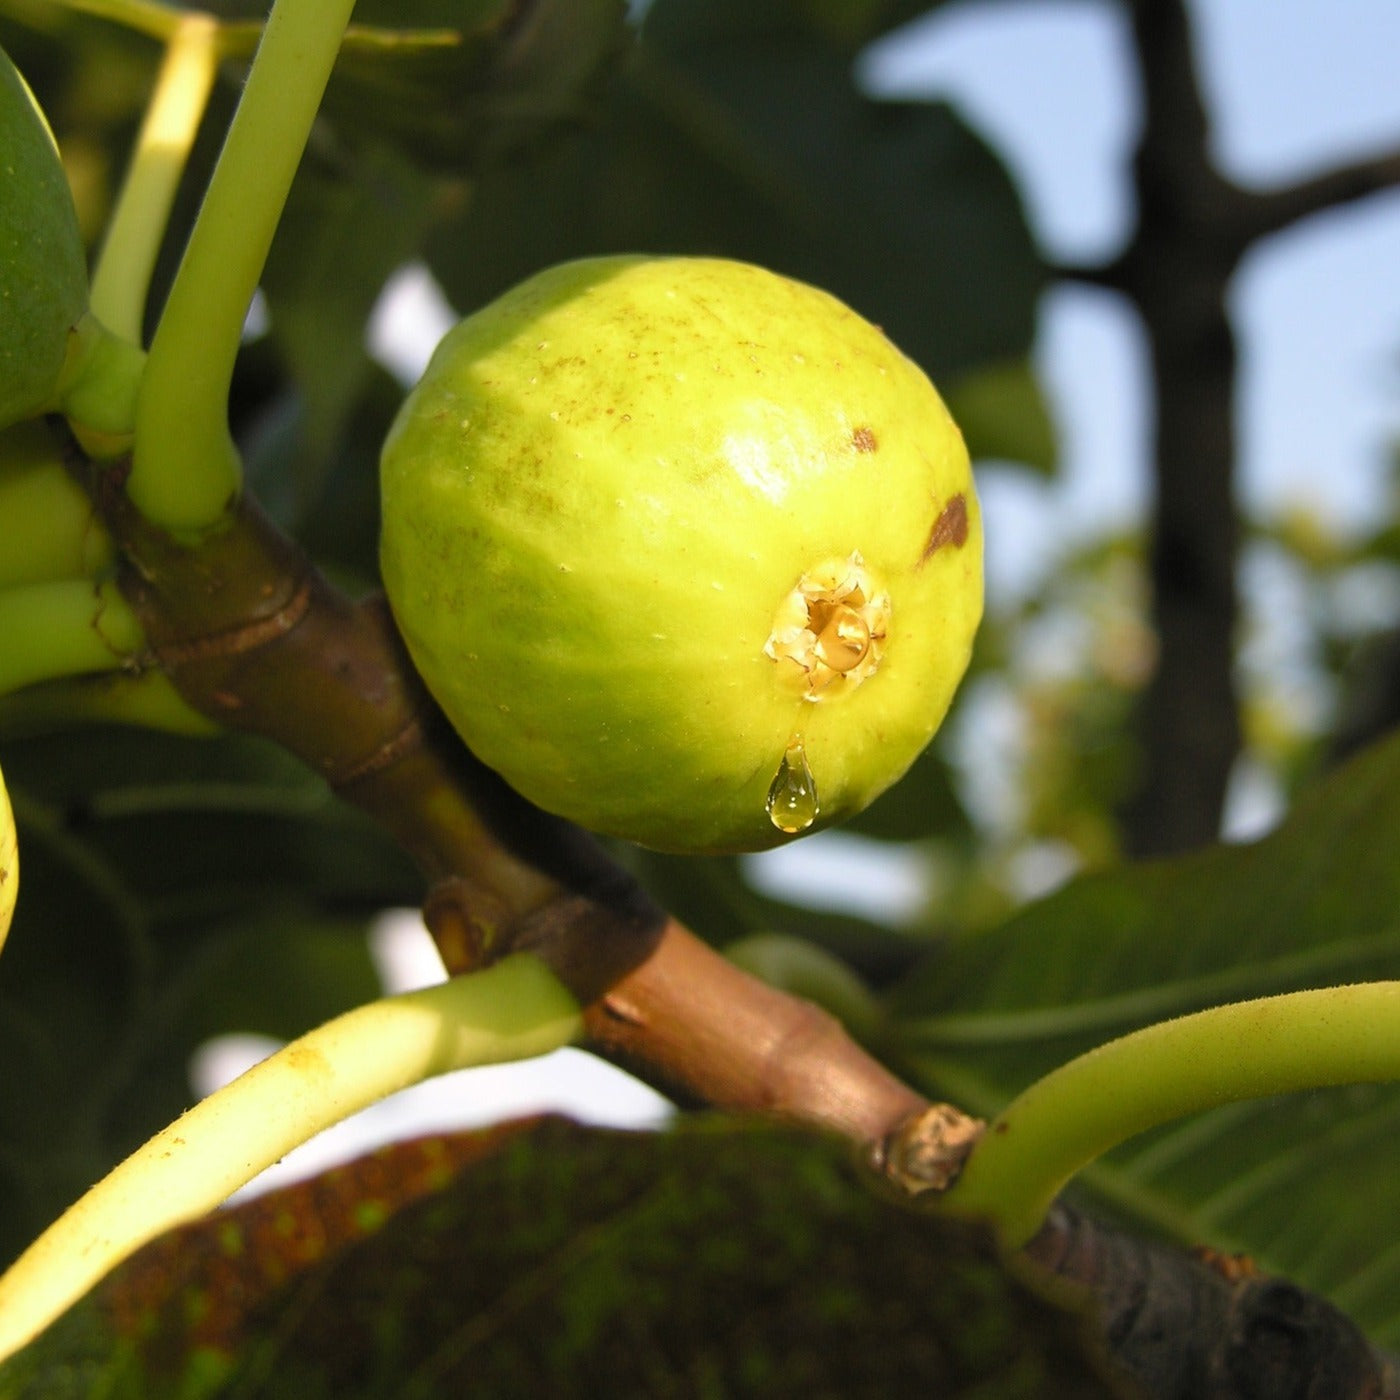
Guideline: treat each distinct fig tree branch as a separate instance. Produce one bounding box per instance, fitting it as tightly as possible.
[89,448,1400,1395]
[96,469,948,1153]
[1110,0,1242,856]
[1094,0,1400,857]
[1026,1203,1399,1399]
[1227,147,1400,246]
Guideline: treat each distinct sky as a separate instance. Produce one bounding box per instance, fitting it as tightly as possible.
[209,0,1400,1190]
[859,0,1400,851]
[861,0,1400,586]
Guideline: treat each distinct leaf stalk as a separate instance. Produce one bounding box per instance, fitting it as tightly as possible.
[130,0,356,535]
[90,12,222,345]
[944,982,1400,1246]
[0,953,583,1362]
[0,578,145,696]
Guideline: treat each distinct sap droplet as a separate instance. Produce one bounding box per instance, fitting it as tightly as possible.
[766,736,819,835]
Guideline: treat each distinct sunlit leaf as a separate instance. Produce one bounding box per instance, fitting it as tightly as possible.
[890,728,1400,1345]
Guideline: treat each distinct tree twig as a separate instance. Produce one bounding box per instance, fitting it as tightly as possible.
[1228,148,1400,246]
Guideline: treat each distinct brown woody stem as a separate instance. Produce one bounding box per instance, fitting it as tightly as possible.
[93,462,958,1171]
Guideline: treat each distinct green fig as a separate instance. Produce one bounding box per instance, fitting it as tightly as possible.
[380,256,982,853]
[0,43,88,432]
[0,757,13,954]
[0,420,114,589]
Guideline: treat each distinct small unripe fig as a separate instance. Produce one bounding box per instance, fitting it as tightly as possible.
[380,256,981,853]
[0,44,87,432]
[0,421,114,588]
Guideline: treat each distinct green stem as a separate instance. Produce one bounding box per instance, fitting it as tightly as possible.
[90,13,222,345]
[0,953,583,1362]
[20,0,185,43]
[52,315,146,460]
[0,420,115,589]
[130,0,356,535]
[944,982,1400,1246]
[0,579,145,696]
[0,670,218,739]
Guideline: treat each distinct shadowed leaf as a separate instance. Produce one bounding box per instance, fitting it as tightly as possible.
[424,0,1041,387]
[322,0,632,172]
[0,1118,1131,1398]
[944,358,1059,477]
[257,151,442,521]
[0,728,417,1264]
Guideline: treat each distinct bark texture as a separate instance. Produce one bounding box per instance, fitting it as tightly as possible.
[1093,0,1400,855]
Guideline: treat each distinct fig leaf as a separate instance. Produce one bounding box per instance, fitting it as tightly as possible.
[0,44,88,432]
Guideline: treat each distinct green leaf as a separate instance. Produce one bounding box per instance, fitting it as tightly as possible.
[425,1,1042,385]
[637,0,950,53]
[890,728,1400,1346]
[54,0,630,173]
[0,728,418,1266]
[843,740,973,844]
[257,149,441,522]
[0,42,88,430]
[944,357,1059,476]
[0,1118,1131,1398]
[320,0,632,172]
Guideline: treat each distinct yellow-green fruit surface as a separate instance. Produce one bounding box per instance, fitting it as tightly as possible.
[0,760,15,954]
[0,45,88,431]
[0,420,114,589]
[380,256,982,853]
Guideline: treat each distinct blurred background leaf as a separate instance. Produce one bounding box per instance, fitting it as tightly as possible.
[944,358,1058,477]
[322,0,632,172]
[423,0,1043,384]
[0,728,418,1266]
[888,726,1400,1347]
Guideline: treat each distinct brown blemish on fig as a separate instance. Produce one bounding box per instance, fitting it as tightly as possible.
[920,494,969,564]
[851,425,878,453]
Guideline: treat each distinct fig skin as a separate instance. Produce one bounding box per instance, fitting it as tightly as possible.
[0,759,13,954]
[380,255,982,853]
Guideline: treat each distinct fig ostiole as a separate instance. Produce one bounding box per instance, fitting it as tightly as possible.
[380,255,982,854]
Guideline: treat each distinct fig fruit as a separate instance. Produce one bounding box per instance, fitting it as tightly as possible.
[0,420,114,589]
[0,44,88,432]
[0,760,14,954]
[380,255,981,853]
